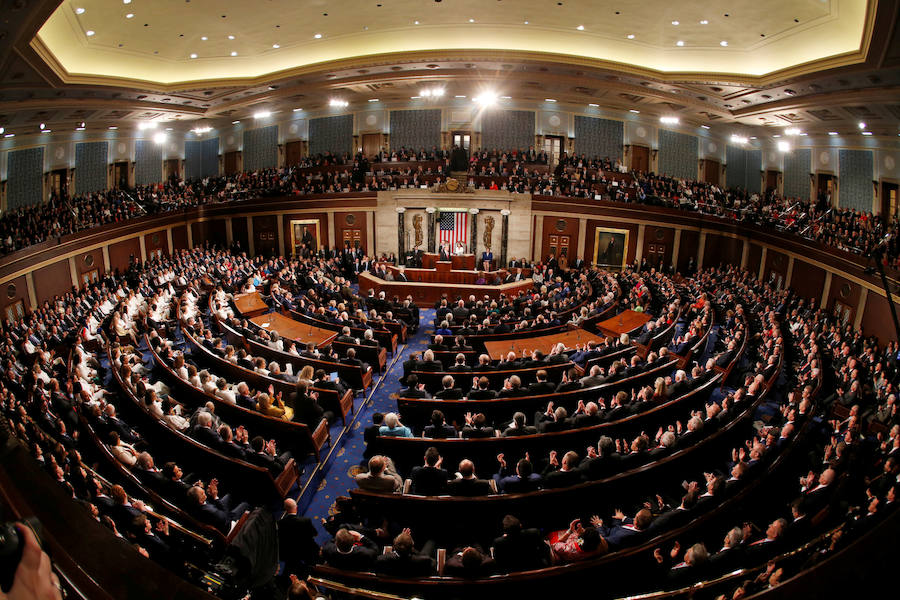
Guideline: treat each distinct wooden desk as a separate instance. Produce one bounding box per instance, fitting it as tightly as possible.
[249,312,337,348]
[451,254,476,270]
[386,266,509,285]
[359,271,532,304]
[483,329,604,361]
[422,253,439,269]
[595,309,652,338]
[233,292,269,318]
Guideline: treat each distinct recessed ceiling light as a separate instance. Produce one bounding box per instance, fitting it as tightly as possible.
[272,44,279,48]
[777,140,791,152]
[201,36,208,41]
[41,130,51,134]
[190,53,198,58]
[314,33,322,38]
[731,135,748,144]
[524,20,529,25]
[123,0,131,4]
[414,20,420,24]
[153,132,167,145]
[588,103,599,107]
[293,108,303,111]
[126,13,134,19]
[660,116,679,124]
[671,20,679,25]
[720,40,728,46]
[85,30,95,36]
[700,19,709,25]
[576,25,585,30]
[75,127,85,131]
[828,131,838,136]
[39,123,45,130]
[228,35,235,40]
[230,51,237,56]
[773,134,781,138]
[165,127,173,131]
[501,96,512,99]
[232,120,240,124]
[700,125,711,129]
[676,40,684,46]
[858,121,866,129]
[455,95,467,98]
[0,127,3,134]
[109,126,118,130]
[368,98,379,102]
[629,109,640,113]
[626,34,635,39]
[75,7,85,15]
[861,131,873,136]
[4,134,14,138]
[545,98,557,102]
[253,111,271,119]
[749,136,757,140]
[469,18,475,23]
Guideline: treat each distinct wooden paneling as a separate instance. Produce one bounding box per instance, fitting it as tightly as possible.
[826,274,861,325]
[32,260,72,303]
[763,249,789,289]
[282,212,329,255]
[703,159,720,185]
[231,216,249,252]
[334,211,368,253]
[747,243,763,276]
[224,151,240,175]
[1,275,29,322]
[191,220,227,249]
[583,219,638,268]
[677,230,700,273]
[642,225,675,269]
[790,260,826,302]
[144,230,168,259]
[108,238,140,273]
[861,291,897,343]
[74,249,104,276]
[540,216,580,268]
[704,234,743,268]
[171,225,188,251]
[631,145,650,172]
[254,215,279,256]
[285,141,304,167]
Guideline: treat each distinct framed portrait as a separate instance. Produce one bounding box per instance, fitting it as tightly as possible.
[290,219,321,255]
[593,227,630,269]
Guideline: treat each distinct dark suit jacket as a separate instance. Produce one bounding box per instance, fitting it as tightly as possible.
[435,388,464,400]
[423,423,458,439]
[279,514,319,566]
[492,529,547,571]
[447,477,493,496]
[375,551,434,576]
[322,536,379,570]
[410,466,451,495]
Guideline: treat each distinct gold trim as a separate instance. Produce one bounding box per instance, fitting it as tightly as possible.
[593,226,630,269]
[289,219,322,255]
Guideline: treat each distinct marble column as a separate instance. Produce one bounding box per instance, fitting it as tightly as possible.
[469,208,479,257]
[426,207,436,252]
[500,209,510,267]
[396,207,406,264]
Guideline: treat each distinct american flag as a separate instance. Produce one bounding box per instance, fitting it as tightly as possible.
[438,211,468,250]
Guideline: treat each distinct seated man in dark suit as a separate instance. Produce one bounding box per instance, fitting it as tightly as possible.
[541,450,583,488]
[573,400,603,428]
[448,353,472,373]
[186,484,250,534]
[493,456,542,493]
[491,515,548,571]
[498,375,529,398]
[527,370,557,396]
[468,376,498,400]
[448,459,493,496]
[400,373,431,398]
[461,412,495,438]
[335,326,357,345]
[245,436,292,474]
[279,498,319,574]
[322,527,379,571]
[409,446,452,495]
[536,404,573,433]
[341,347,370,374]
[435,375,464,399]
[418,349,443,372]
[451,335,473,352]
[443,545,497,578]
[375,530,435,576]
[428,334,449,352]
[401,351,422,385]
[423,409,458,439]
[501,411,538,437]
[593,508,652,549]
[360,329,380,348]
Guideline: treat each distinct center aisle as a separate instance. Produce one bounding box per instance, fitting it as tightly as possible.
[303,308,437,543]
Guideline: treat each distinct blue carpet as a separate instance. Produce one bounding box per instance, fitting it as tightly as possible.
[302,308,437,544]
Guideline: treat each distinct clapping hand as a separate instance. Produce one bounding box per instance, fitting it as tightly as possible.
[549,450,559,467]
[497,453,507,468]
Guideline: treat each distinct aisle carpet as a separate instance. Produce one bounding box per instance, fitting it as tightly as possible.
[301,308,436,544]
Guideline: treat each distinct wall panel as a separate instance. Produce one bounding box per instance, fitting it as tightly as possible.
[390,110,441,152]
[784,149,811,200]
[108,238,140,272]
[677,230,700,273]
[134,140,162,186]
[704,234,743,268]
[32,260,71,303]
[838,149,874,211]
[309,115,353,156]
[243,126,278,171]
[481,110,534,151]
[658,129,697,180]
[7,147,44,209]
[75,142,109,194]
[231,217,249,252]
[171,225,188,251]
[789,260,826,302]
[573,116,623,161]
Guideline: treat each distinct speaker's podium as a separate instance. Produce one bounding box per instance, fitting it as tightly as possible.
[451,254,476,270]
[435,260,452,273]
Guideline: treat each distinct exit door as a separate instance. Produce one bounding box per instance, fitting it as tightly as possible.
[548,234,570,268]
[452,131,471,151]
[113,162,129,189]
[544,136,564,166]
[50,169,68,198]
[631,145,650,173]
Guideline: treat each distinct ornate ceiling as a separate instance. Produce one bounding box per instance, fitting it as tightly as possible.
[0,0,897,139]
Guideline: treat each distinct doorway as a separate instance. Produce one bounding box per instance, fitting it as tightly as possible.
[49,169,68,199]
[113,162,129,189]
[361,133,381,159]
[631,145,650,173]
[548,234,570,268]
[452,131,471,151]
[285,141,304,167]
[703,159,719,185]
[543,135,564,166]
[224,151,241,175]
[882,181,899,221]
[164,159,180,180]
[817,173,835,205]
[766,170,780,194]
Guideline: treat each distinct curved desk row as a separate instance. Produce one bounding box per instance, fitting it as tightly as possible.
[358,271,533,303]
